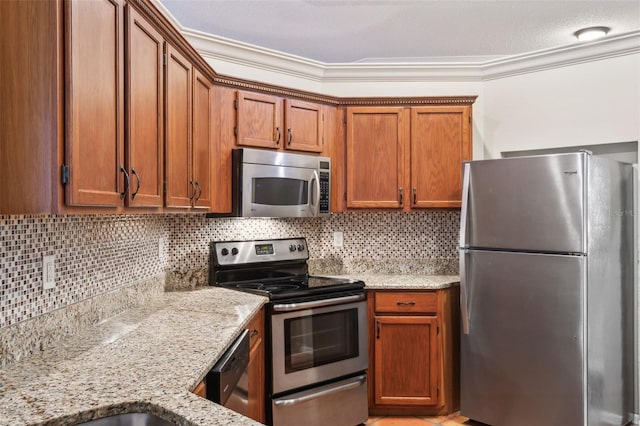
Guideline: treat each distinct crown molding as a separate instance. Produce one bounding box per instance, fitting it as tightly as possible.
[183,28,640,83]
[150,0,639,83]
[480,31,640,80]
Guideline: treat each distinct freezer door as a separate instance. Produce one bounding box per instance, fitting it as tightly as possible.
[462,153,585,253]
[461,250,585,426]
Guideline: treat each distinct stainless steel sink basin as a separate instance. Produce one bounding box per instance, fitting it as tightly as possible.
[76,413,174,425]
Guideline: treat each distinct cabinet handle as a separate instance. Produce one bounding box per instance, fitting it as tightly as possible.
[131,168,141,200]
[275,127,281,145]
[413,188,417,205]
[398,187,403,205]
[250,329,259,338]
[287,128,293,145]
[396,301,416,306]
[189,180,197,202]
[119,165,129,200]
[194,181,202,203]
[376,320,381,339]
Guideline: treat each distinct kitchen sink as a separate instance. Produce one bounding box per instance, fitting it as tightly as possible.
[76,413,173,425]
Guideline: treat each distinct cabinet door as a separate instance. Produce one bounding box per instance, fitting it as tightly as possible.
[247,309,265,423]
[65,0,124,207]
[125,5,163,207]
[374,315,439,406]
[410,106,471,208]
[212,85,236,213]
[284,99,323,152]
[346,107,408,208]
[191,69,213,210]
[165,44,192,208]
[236,91,282,149]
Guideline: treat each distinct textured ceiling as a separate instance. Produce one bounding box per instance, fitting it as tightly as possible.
[159,0,640,64]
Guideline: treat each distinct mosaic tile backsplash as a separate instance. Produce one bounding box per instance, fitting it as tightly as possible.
[1,211,459,330]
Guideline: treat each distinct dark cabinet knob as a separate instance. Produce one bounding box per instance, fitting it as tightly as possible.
[221,248,229,256]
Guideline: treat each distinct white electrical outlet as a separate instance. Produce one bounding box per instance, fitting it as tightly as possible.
[333,231,344,247]
[159,236,168,263]
[43,254,56,290]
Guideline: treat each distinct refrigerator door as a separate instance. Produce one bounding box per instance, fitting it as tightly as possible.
[461,249,585,426]
[462,153,586,253]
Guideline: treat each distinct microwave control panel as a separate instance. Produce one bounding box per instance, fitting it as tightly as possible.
[319,171,330,214]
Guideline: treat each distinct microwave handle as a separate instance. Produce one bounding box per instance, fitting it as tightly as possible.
[310,170,320,216]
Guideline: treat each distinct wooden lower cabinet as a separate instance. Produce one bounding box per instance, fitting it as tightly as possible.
[246,307,265,423]
[368,288,460,416]
[193,379,206,398]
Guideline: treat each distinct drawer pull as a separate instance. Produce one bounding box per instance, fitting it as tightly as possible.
[396,301,416,306]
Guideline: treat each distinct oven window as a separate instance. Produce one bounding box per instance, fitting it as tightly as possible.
[252,177,308,206]
[284,308,359,373]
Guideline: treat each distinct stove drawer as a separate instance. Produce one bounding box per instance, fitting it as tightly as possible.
[272,374,368,426]
[374,291,437,314]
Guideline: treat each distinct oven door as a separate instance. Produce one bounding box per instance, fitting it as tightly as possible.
[270,295,368,395]
[242,163,320,217]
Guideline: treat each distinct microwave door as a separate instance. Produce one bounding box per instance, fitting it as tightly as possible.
[242,163,315,217]
[309,170,320,217]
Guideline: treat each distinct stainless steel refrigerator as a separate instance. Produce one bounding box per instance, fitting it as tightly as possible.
[459,152,634,426]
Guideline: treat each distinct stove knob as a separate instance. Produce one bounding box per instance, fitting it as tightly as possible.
[289,244,297,252]
[297,244,305,252]
[231,247,239,256]
[220,248,229,256]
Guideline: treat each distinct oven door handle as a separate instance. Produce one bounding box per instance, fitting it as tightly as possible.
[272,293,366,312]
[273,374,366,407]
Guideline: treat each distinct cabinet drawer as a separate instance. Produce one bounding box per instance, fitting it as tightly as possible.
[374,291,437,314]
[247,309,264,350]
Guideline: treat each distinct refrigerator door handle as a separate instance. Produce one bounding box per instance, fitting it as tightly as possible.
[459,163,471,248]
[460,248,470,334]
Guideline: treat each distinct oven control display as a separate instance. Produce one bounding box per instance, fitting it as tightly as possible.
[255,243,274,255]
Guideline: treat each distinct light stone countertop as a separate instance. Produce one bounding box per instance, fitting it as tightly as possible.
[327,273,460,289]
[0,287,267,426]
[0,273,457,425]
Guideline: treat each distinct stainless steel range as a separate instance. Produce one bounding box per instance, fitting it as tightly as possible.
[209,238,368,426]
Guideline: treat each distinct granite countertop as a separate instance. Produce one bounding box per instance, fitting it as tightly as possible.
[0,287,267,426]
[329,273,460,290]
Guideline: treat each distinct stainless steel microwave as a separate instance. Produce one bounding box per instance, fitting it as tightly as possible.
[223,148,331,218]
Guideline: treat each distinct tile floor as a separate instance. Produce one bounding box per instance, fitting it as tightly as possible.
[366,412,478,426]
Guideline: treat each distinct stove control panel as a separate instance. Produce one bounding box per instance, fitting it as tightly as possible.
[212,238,309,266]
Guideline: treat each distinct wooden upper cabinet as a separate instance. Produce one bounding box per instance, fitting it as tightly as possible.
[346,107,408,209]
[236,91,283,149]
[125,5,163,208]
[284,99,323,152]
[410,106,471,208]
[344,105,472,211]
[192,69,214,210]
[65,0,125,207]
[235,90,325,153]
[164,44,193,208]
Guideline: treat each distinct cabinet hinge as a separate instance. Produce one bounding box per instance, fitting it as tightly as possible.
[61,164,69,185]
[469,115,471,124]
[437,325,440,335]
[344,192,347,201]
[234,99,238,110]
[163,181,167,195]
[437,387,440,397]
[163,53,167,66]
[234,126,238,137]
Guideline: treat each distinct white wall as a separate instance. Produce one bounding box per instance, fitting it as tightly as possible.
[483,53,640,159]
